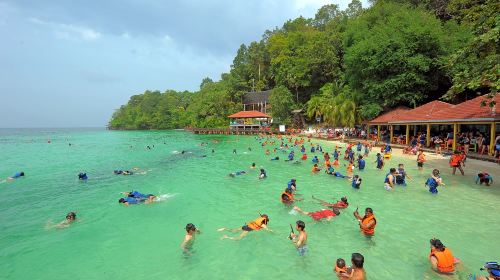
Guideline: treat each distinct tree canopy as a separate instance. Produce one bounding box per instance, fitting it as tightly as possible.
[109,0,494,130]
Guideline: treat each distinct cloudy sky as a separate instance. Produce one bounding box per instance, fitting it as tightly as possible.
[0,0,366,128]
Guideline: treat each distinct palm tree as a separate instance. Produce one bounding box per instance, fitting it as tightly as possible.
[306,96,324,120]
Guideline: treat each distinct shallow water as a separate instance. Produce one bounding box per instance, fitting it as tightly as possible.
[0,128,498,280]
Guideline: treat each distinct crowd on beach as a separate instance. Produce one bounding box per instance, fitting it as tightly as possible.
[3,133,498,279]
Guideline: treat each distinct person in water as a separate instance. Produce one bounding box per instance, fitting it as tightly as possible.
[350,175,362,189]
[476,172,493,186]
[357,155,366,170]
[48,212,77,229]
[281,188,296,204]
[384,168,397,191]
[449,150,465,175]
[218,214,272,240]
[118,192,156,205]
[473,262,500,280]
[312,195,349,209]
[353,207,376,236]
[429,238,459,274]
[426,169,444,194]
[181,223,201,255]
[417,149,426,171]
[271,156,280,161]
[312,163,321,173]
[375,153,384,169]
[312,156,319,163]
[229,171,246,177]
[114,170,133,175]
[347,253,366,280]
[8,171,25,180]
[290,220,308,256]
[293,206,339,221]
[78,172,88,180]
[250,163,256,169]
[395,164,411,186]
[334,258,353,279]
[287,179,297,192]
[259,168,267,179]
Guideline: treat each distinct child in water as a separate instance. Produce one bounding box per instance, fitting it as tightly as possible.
[375,153,384,169]
[181,223,201,256]
[334,258,353,278]
[259,169,267,179]
[425,169,444,194]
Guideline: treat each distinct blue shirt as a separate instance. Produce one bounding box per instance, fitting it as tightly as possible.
[358,159,365,170]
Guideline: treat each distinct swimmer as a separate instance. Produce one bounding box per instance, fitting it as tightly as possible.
[259,168,267,179]
[281,188,302,204]
[290,220,308,256]
[474,262,500,280]
[8,171,25,180]
[395,164,411,186]
[271,156,280,161]
[122,191,156,201]
[375,153,384,169]
[229,171,246,177]
[47,212,77,229]
[312,195,349,209]
[233,149,237,154]
[334,258,353,279]
[287,179,297,192]
[293,206,339,221]
[312,163,321,173]
[357,155,366,170]
[312,156,319,163]
[250,163,256,169]
[78,172,88,180]
[218,214,272,241]
[350,175,362,189]
[429,238,459,274]
[181,223,201,255]
[425,169,444,194]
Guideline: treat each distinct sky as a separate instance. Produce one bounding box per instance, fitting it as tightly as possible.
[0,0,367,128]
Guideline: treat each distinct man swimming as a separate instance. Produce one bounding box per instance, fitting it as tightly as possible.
[218,214,272,240]
[312,195,349,209]
[8,171,25,180]
[47,212,77,229]
[229,171,247,177]
[293,206,339,221]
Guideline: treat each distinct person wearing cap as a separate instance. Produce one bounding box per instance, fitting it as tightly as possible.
[181,223,201,255]
[290,220,307,256]
[218,214,272,241]
[474,261,500,279]
[429,238,459,274]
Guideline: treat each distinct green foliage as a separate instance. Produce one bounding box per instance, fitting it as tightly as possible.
[110,0,492,128]
[269,86,295,124]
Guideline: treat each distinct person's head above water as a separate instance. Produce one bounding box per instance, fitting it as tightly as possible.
[398,163,404,168]
[186,223,197,233]
[341,197,348,203]
[66,212,76,221]
[118,198,127,203]
[481,262,500,278]
[432,169,440,176]
[19,172,25,176]
[296,220,305,230]
[389,168,397,174]
[252,163,256,167]
[336,258,346,269]
[260,214,269,224]
[351,253,364,268]
[430,238,445,251]
[364,207,373,217]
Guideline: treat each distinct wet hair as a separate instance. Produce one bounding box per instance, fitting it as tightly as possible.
[341,197,348,203]
[430,238,445,251]
[118,198,126,203]
[332,208,340,215]
[336,258,346,268]
[20,172,25,176]
[390,168,396,174]
[296,220,305,230]
[260,169,265,173]
[261,214,269,224]
[365,207,373,214]
[358,155,363,159]
[398,164,404,168]
[351,253,364,268]
[66,212,76,220]
[432,169,440,176]
[186,223,196,232]
[252,163,256,166]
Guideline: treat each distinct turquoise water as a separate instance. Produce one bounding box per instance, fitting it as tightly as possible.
[0,129,498,280]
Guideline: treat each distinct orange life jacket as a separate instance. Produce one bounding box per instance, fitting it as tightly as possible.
[281,192,294,203]
[312,166,320,172]
[247,217,267,231]
[301,154,307,160]
[430,248,455,273]
[450,155,461,166]
[333,160,339,166]
[418,154,426,163]
[325,160,331,166]
[360,215,376,235]
[347,164,353,172]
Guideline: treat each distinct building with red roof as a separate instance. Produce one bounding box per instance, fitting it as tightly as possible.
[228,110,271,129]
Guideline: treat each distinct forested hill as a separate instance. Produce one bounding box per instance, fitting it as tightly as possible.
[108,0,498,130]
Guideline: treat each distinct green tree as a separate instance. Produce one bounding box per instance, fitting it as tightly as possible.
[269,86,295,124]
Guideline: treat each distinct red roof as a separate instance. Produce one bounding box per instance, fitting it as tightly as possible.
[228,110,271,118]
[391,100,453,123]
[389,94,499,123]
[368,107,411,124]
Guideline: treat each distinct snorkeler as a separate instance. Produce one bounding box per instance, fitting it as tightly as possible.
[259,168,267,179]
[78,172,88,180]
[218,214,272,241]
[312,195,349,209]
[293,206,339,221]
[8,171,25,180]
[229,171,247,177]
[181,223,201,255]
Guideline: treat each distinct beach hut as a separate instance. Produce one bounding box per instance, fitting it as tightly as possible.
[228,110,271,130]
[242,90,271,113]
